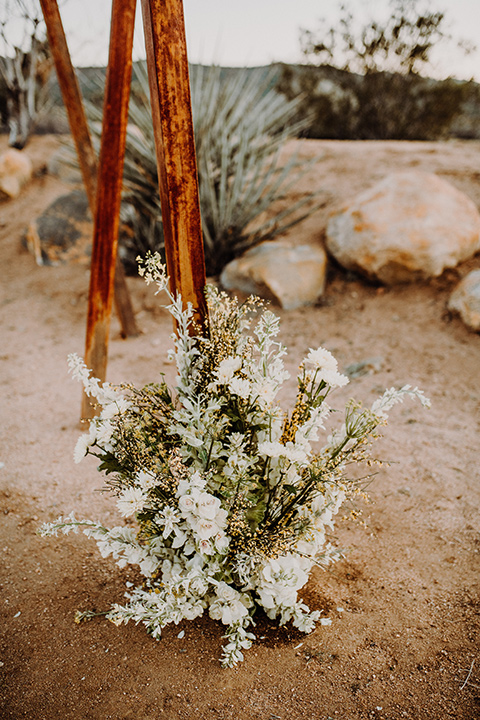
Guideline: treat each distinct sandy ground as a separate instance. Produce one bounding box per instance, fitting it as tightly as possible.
[1,135,479,720]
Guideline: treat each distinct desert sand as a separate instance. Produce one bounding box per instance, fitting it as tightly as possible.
[0,134,479,719]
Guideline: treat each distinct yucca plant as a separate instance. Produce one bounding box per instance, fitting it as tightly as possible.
[82,62,320,276]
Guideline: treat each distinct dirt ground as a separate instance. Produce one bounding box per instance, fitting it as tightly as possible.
[1,134,479,720]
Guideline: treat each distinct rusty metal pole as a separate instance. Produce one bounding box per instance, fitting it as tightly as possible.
[81,0,137,419]
[140,0,207,329]
[40,0,139,342]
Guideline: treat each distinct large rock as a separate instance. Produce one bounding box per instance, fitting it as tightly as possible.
[24,190,92,265]
[220,241,327,310]
[0,148,33,200]
[326,171,480,284]
[448,270,480,332]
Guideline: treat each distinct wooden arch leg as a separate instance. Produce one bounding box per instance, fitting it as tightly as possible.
[40,0,139,353]
[141,0,207,330]
[81,0,137,419]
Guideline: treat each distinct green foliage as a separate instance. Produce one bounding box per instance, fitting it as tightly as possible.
[277,0,475,141]
[83,62,321,276]
[278,62,470,141]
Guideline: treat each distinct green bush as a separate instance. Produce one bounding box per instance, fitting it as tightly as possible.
[277,63,470,140]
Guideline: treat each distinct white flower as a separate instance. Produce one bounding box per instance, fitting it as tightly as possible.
[229,377,251,399]
[227,432,246,452]
[216,356,242,383]
[94,419,115,446]
[190,471,206,488]
[96,539,112,558]
[215,582,240,603]
[321,368,349,388]
[209,582,251,625]
[198,539,214,555]
[254,379,277,406]
[156,506,180,538]
[178,494,196,515]
[293,607,319,633]
[123,544,144,566]
[304,347,349,388]
[139,555,160,577]
[193,518,220,541]
[214,532,230,554]
[73,422,97,463]
[256,555,310,612]
[137,470,157,491]
[371,384,431,419]
[171,529,187,548]
[258,441,308,465]
[196,492,222,520]
[258,441,284,458]
[305,347,338,371]
[100,395,130,419]
[282,443,309,465]
[295,404,330,446]
[73,433,91,464]
[185,570,209,596]
[116,487,147,517]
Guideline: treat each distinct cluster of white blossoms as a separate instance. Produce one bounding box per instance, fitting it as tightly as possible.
[40,254,430,667]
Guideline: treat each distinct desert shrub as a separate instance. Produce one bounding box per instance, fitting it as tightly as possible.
[278,62,470,141]
[277,63,360,140]
[277,0,475,141]
[83,62,320,276]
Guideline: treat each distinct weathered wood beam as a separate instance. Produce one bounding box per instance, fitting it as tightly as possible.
[40,0,139,353]
[141,0,207,330]
[81,0,137,419]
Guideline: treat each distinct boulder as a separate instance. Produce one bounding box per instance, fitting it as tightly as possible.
[326,171,480,284]
[448,270,480,332]
[220,241,327,310]
[0,148,33,200]
[24,190,92,266]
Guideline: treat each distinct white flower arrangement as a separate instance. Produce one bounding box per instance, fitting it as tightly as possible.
[39,253,430,667]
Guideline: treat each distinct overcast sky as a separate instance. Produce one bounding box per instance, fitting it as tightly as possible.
[4,0,480,81]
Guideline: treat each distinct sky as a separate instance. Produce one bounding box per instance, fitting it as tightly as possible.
[3,0,480,82]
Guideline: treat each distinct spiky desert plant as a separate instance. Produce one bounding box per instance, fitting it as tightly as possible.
[83,62,320,276]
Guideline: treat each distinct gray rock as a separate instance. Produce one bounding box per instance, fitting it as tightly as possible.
[343,357,384,379]
[448,270,480,332]
[326,171,480,284]
[220,241,327,310]
[24,189,92,265]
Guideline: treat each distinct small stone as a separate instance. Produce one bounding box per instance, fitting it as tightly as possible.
[344,357,383,379]
[0,148,32,199]
[448,269,480,332]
